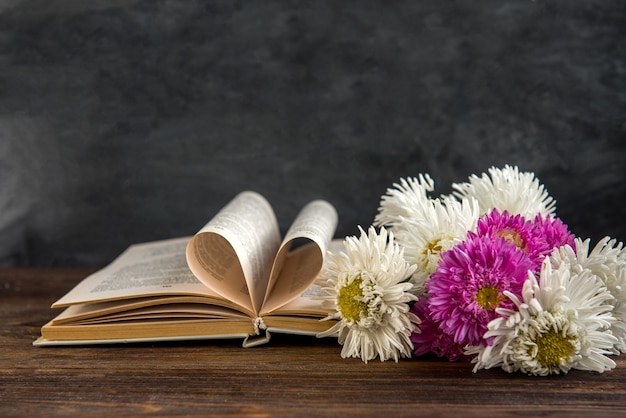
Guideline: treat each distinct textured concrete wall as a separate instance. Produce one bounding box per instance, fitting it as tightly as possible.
[1,0,625,266]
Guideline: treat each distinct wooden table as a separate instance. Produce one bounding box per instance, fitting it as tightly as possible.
[2,268,625,417]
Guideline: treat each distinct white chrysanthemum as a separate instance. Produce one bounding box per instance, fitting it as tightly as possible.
[550,237,626,354]
[468,260,617,376]
[374,176,480,294]
[317,226,420,363]
[390,196,479,294]
[451,165,556,219]
[374,175,436,228]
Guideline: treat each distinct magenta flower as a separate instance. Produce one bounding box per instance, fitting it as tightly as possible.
[410,297,468,361]
[476,209,550,272]
[532,213,576,257]
[425,233,534,347]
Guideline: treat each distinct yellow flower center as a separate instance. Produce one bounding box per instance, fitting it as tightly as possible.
[474,286,502,310]
[423,238,444,256]
[338,276,368,322]
[497,229,526,251]
[533,329,575,370]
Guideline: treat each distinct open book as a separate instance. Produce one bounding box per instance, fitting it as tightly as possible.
[34,191,339,347]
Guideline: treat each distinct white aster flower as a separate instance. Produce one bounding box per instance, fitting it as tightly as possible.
[550,237,626,354]
[389,196,479,294]
[451,165,556,219]
[468,260,617,376]
[374,175,480,294]
[374,174,436,228]
[317,226,420,363]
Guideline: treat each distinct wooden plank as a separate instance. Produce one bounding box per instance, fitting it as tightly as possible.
[1,268,625,417]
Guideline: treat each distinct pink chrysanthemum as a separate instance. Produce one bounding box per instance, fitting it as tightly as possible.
[410,297,468,361]
[532,213,576,257]
[477,209,550,272]
[426,233,534,347]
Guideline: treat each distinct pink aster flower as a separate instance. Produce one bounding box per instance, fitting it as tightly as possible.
[410,296,469,361]
[476,209,551,272]
[532,213,576,257]
[425,233,534,347]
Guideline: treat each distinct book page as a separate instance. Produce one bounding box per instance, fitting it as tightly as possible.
[186,191,281,315]
[266,282,331,316]
[52,237,225,307]
[52,295,250,324]
[53,298,250,325]
[260,200,338,314]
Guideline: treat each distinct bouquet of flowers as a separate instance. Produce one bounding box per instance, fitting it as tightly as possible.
[316,165,626,376]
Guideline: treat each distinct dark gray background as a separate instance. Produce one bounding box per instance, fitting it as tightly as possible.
[1,0,624,266]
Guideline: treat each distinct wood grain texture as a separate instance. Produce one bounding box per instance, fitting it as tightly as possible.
[2,268,625,417]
